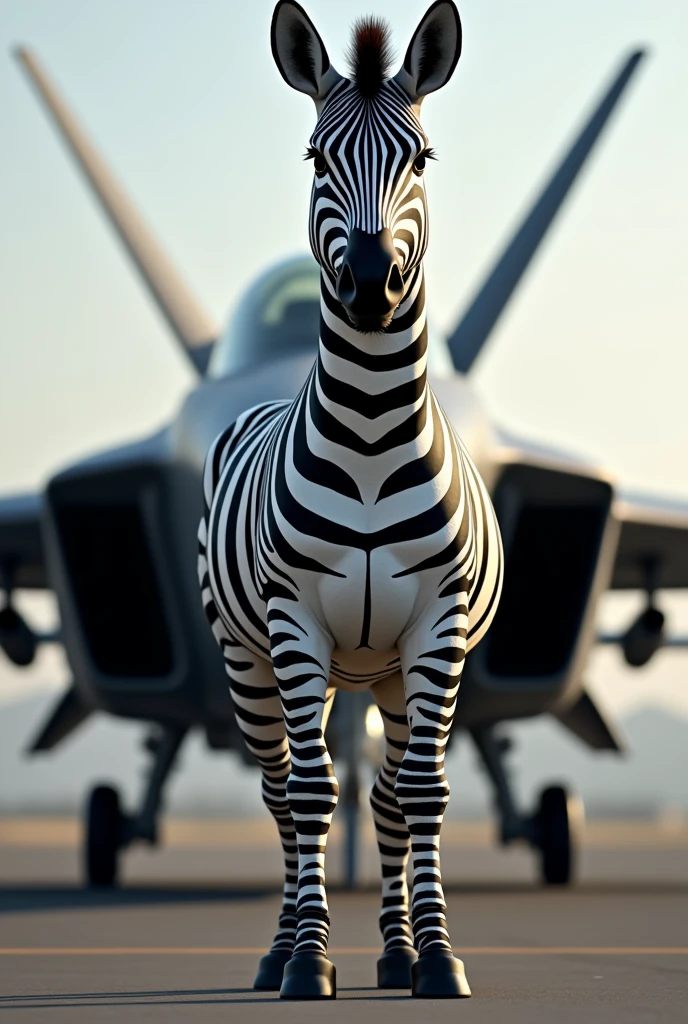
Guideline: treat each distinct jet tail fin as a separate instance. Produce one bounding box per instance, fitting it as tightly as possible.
[446,49,646,374]
[15,47,217,375]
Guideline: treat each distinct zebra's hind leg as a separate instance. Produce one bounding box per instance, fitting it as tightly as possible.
[369,672,416,989]
[219,638,297,991]
[397,594,472,999]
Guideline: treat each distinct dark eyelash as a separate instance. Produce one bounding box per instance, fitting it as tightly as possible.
[305,145,435,163]
[305,145,434,163]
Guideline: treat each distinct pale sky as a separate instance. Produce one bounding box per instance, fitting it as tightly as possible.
[0,0,687,712]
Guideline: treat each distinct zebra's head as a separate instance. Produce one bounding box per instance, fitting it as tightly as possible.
[272,1,462,333]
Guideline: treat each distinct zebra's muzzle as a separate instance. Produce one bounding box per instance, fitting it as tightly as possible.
[336,228,404,332]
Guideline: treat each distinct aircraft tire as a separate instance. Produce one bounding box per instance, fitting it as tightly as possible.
[537,785,577,886]
[85,784,122,887]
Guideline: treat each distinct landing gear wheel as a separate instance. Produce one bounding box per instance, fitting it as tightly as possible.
[85,785,122,887]
[536,785,581,886]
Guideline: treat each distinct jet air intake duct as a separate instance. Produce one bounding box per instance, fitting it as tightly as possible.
[37,439,239,741]
[484,465,612,678]
[44,457,193,715]
[457,463,614,726]
[55,500,173,677]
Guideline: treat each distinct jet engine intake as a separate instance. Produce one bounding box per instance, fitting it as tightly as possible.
[455,462,615,729]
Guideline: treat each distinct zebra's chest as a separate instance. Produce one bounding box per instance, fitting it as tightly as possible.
[316,546,419,654]
[270,527,450,656]
[267,448,464,651]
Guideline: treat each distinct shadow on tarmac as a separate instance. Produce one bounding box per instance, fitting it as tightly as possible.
[0,988,413,1008]
[2,880,687,915]
[0,885,276,915]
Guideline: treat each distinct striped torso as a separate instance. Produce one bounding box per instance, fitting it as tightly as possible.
[202,267,503,688]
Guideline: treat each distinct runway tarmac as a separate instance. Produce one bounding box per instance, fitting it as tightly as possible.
[1,819,687,1022]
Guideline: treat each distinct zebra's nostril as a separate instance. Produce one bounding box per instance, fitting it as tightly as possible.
[386,263,404,301]
[336,229,403,323]
[337,264,356,305]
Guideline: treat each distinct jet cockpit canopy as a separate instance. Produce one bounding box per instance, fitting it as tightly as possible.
[208,253,454,380]
[209,255,320,379]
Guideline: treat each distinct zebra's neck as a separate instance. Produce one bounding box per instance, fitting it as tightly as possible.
[313,264,429,453]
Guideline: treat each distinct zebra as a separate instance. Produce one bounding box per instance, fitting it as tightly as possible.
[198,0,503,1000]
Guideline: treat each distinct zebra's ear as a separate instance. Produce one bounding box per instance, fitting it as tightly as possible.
[271,1,341,103]
[394,1,462,103]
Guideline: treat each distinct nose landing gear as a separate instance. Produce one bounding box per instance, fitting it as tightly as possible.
[84,726,186,887]
[85,784,123,886]
[470,727,583,886]
[533,784,584,885]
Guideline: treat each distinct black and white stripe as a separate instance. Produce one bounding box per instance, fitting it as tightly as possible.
[198,3,502,982]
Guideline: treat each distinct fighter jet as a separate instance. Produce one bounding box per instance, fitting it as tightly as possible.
[1,43,687,889]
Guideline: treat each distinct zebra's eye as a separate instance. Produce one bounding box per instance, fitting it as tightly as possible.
[305,147,327,176]
[413,148,437,176]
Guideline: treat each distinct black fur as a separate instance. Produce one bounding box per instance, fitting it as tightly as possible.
[345,17,394,99]
[289,20,317,91]
[416,22,443,92]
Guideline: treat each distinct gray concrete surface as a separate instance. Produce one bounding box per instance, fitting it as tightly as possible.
[0,821,687,1021]
[1,816,688,886]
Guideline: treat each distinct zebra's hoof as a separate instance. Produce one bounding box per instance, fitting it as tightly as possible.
[253,949,292,990]
[411,950,472,999]
[377,948,417,988]
[279,953,336,1000]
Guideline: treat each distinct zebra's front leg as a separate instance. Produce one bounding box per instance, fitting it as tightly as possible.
[369,672,416,988]
[397,590,472,999]
[215,636,298,991]
[267,600,339,1000]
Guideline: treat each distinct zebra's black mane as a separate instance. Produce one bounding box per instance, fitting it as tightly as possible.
[345,16,394,99]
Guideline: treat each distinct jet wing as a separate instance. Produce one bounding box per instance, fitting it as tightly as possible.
[611,491,688,590]
[0,493,47,590]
